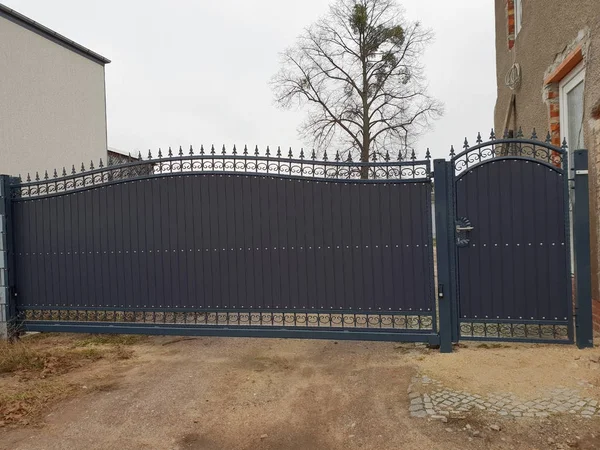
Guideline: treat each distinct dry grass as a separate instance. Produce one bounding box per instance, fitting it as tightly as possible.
[0,333,144,428]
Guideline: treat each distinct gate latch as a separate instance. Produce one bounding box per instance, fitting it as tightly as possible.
[456,217,473,248]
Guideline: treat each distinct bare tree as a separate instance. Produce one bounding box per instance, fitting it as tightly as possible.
[272,0,442,171]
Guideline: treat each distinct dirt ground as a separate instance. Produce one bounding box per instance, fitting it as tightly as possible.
[2,335,600,450]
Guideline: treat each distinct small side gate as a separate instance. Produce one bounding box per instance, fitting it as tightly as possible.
[0,134,594,351]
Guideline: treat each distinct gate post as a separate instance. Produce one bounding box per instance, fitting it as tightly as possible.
[573,150,593,348]
[434,159,455,353]
[0,175,16,340]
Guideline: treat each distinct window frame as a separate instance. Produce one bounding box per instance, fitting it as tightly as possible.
[515,0,523,36]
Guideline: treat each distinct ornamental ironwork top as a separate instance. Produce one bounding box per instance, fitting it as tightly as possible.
[11,145,431,199]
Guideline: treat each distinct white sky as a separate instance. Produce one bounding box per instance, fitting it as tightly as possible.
[6,0,497,160]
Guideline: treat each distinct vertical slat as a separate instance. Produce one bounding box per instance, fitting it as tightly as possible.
[276,177,290,310]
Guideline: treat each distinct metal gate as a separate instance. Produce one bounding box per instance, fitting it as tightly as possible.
[434,134,589,346]
[0,134,594,352]
[3,149,438,343]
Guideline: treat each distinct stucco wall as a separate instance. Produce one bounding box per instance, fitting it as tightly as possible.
[494,0,600,327]
[0,15,107,178]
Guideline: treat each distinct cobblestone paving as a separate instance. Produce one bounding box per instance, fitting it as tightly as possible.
[408,375,600,420]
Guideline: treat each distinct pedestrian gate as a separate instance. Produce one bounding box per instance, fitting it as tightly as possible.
[0,135,593,352]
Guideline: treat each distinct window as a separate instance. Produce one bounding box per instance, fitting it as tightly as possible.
[515,0,523,36]
[560,63,585,153]
[559,62,585,274]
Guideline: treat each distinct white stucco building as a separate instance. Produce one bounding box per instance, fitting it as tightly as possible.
[0,3,110,178]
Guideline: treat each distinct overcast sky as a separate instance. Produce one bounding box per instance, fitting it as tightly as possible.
[6,0,497,160]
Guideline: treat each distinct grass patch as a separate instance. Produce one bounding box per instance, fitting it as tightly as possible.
[0,333,142,427]
[72,334,148,347]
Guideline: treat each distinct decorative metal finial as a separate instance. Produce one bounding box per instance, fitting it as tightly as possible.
[99,158,104,168]
[189,145,194,156]
[35,172,40,181]
[425,148,431,160]
[561,138,568,150]
[385,150,390,161]
[347,151,353,162]
[200,144,205,155]
[299,148,305,159]
[222,145,226,155]
[531,128,538,140]
[288,147,293,158]
[62,167,67,176]
[71,165,76,174]
[516,126,523,138]
[410,149,416,161]
[463,137,469,150]
[266,146,271,157]
[210,145,215,155]
[476,132,482,144]
[90,160,94,170]
[545,131,552,143]
[277,146,282,158]
[254,145,259,156]
[179,146,184,156]
[323,149,328,161]
[397,151,403,161]
[503,129,509,139]
[232,145,237,155]
[311,149,316,160]
[147,149,152,160]
[26,173,31,182]
[168,147,173,157]
[490,128,496,140]
[80,163,85,172]
[335,151,340,162]
[53,169,58,178]
[449,145,455,158]
[372,151,377,162]
[158,148,163,158]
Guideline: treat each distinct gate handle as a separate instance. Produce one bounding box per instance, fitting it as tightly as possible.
[456,226,474,232]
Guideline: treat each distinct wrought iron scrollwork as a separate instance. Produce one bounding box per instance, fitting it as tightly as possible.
[10,147,432,199]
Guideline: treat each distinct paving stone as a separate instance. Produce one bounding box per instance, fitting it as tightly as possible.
[498,411,508,416]
[411,410,427,418]
[409,404,424,412]
[426,409,436,415]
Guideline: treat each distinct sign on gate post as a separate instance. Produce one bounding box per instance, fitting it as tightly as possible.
[0,175,16,340]
[573,150,594,349]
[433,159,455,353]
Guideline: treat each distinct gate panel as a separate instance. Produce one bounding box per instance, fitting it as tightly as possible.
[451,139,572,342]
[10,155,437,341]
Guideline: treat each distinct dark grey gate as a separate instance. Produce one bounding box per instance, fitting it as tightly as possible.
[448,136,573,343]
[6,149,438,343]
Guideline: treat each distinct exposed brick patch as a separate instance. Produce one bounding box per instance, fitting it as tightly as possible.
[593,300,600,333]
[506,0,515,50]
[592,100,600,120]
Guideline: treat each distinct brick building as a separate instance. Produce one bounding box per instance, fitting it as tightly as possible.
[494,0,600,331]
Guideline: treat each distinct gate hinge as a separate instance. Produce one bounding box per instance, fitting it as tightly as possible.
[438,284,444,299]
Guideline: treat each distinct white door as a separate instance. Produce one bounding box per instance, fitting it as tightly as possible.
[559,62,585,273]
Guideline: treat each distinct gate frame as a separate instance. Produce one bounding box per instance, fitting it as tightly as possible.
[4,149,441,346]
[435,136,593,348]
